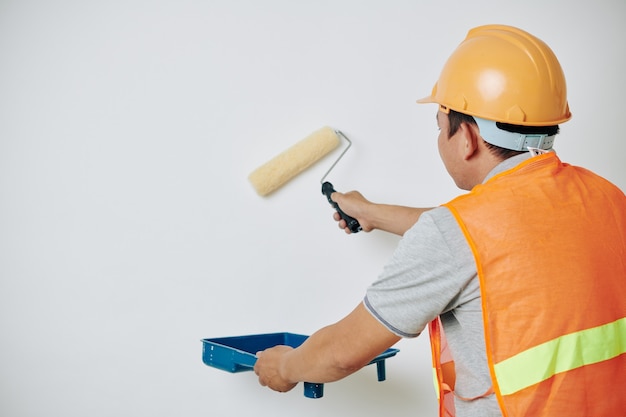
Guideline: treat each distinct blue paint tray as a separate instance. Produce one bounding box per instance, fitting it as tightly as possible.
[202,332,399,398]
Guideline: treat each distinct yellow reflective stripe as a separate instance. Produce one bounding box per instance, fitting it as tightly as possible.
[494,317,626,395]
[432,367,440,399]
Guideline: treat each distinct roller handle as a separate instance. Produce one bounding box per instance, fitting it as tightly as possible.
[321,182,362,233]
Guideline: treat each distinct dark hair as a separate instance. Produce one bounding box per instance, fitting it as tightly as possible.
[447,110,560,160]
[448,110,477,137]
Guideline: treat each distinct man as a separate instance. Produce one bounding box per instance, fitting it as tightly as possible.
[253,25,626,417]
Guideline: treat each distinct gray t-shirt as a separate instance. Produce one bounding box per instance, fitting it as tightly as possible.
[364,154,531,417]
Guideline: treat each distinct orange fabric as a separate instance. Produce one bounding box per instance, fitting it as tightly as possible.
[429,318,457,417]
[441,362,456,392]
[435,153,626,416]
[506,354,626,416]
[429,317,493,417]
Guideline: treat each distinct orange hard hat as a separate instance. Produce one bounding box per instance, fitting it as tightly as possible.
[417,25,571,126]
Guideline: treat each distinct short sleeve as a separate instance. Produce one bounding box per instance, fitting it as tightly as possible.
[364,206,478,338]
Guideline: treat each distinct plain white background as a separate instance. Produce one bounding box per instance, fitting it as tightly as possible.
[1,1,624,416]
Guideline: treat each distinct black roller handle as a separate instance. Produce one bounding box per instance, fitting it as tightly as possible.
[321,181,362,233]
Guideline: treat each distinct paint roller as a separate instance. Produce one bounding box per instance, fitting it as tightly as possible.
[248,126,362,233]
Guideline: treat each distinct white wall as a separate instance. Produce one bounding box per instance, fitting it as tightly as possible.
[1,1,624,416]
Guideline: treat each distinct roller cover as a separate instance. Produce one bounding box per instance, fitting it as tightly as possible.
[248,126,340,196]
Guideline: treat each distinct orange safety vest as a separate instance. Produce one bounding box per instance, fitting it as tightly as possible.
[429,153,626,417]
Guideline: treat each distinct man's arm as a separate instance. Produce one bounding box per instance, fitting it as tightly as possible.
[330,190,433,236]
[253,302,401,392]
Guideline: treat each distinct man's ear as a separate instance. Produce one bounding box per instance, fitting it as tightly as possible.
[460,122,480,161]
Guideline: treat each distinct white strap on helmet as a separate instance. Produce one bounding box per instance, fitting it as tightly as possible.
[474,116,555,151]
